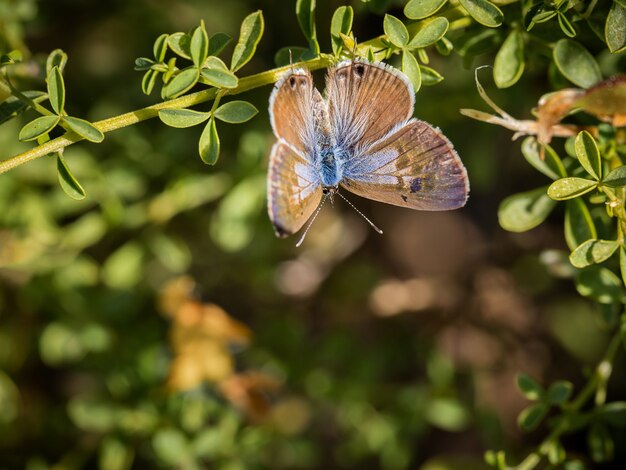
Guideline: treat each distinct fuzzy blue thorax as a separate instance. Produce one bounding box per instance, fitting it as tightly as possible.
[313,104,345,188]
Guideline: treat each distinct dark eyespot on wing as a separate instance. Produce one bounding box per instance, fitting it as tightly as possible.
[354,63,365,77]
[410,178,422,193]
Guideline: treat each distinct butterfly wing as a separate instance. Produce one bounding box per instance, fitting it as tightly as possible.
[326,60,414,150]
[341,119,469,210]
[267,140,322,237]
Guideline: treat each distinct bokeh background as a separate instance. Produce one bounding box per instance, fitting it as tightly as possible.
[1,0,625,468]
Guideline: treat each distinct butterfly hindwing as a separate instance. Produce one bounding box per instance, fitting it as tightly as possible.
[341,119,469,210]
[326,60,414,151]
[267,140,322,237]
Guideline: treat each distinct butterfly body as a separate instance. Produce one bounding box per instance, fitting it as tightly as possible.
[267,59,469,239]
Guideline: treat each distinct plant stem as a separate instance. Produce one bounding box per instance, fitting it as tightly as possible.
[512,324,623,470]
[0,55,334,175]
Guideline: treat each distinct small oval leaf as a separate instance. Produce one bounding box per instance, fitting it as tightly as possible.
[384,14,409,48]
[553,39,602,88]
[565,198,597,251]
[557,13,576,38]
[401,50,421,93]
[190,21,209,68]
[547,381,573,405]
[330,6,354,55]
[57,153,86,200]
[518,403,549,432]
[201,57,238,88]
[168,32,191,59]
[207,32,232,57]
[420,65,444,86]
[404,0,447,20]
[142,69,159,95]
[569,239,619,268]
[46,49,67,75]
[458,0,504,28]
[231,11,264,72]
[199,118,220,165]
[498,186,556,232]
[408,17,449,49]
[47,66,65,115]
[493,30,525,88]
[213,101,258,124]
[159,109,211,128]
[18,115,60,141]
[162,67,199,99]
[575,130,602,180]
[516,373,544,401]
[576,266,626,304]
[606,2,626,53]
[63,116,104,143]
[521,138,565,180]
[153,33,169,62]
[547,177,597,200]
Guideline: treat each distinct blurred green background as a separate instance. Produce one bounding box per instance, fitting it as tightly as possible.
[1,0,625,468]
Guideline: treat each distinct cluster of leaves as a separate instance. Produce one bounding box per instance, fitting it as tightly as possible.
[134,15,263,164]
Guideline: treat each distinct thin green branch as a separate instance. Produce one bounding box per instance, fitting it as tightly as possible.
[0,54,334,175]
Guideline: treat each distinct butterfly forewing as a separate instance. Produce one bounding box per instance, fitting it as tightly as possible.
[267,140,322,237]
[326,60,414,150]
[341,119,469,210]
[269,68,323,156]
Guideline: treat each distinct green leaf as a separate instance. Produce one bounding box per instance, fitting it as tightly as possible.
[401,50,421,93]
[546,441,566,465]
[46,49,67,74]
[575,131,601,180]
[57,152,86,200]
[141,69,158,95]
[606,1,626,53]
[231,11,264,72]
[498,186,556,232]
[167,32,191,60]
[521,138,565,180]
[330,6,354,55]
[516,373,544,401]
[18,115,60,141]
[603,167,626,188]
[547,177,597,200]
[595,402,626,427]
[384,14,409,48]
[0,50,22,66]
[407,17,449,49]
[493,30,524,88]
[190,21,209,68]
[570,239,619,268]
[0,91,46,126]
[565,198,597,251]
[458,0,503,28]
[159,109,211,128]
[518,403,549,432]
[404,0,447,20]
[213,101,258,124]
[546,381,573,406]
[274,46,308,66]
[553,39,602,88]
[435,37,454,56]
[420,65,444,86]
[199,117,220,164]
[588,423,614,463]
[153,33,168,62]
[576,266,626,304]
[296,0,319,55]
[621,246,626,288]
[201,57,238,88]
[63,116,104,143]
[207,32,232,57]
[135,57,154,71]
[47,66,65,115]
[557,13,576,38]
[162,67,199,99]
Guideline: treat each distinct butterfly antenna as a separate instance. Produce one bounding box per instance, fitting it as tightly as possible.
[336,191,383,235]
[296,194,329,248]
[289,49,294,71]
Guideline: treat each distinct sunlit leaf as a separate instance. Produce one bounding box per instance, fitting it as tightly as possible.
[190,21,209,68]
[602,166,626,187]
[404,0,447,20]
[384,14,409,48]
[575,131,601,180]
[569,239,619,268]
[518,403,548,431]
[330,6,353,55]
[141,69,158,95]
[231,11,264,72]
[199,117,220,164]
[498,186,556,232]
[401,50,421,92]
[420,65,444,86]
[296,0,320,55]
[153,33,168,62]
[207,32,232,57]
[553,39,602,88]
[46,49,67,74]
[557,12,576,38]
[408,17,449,49]
[565,199,597,251]
[621,246,626,288]
[576,266,626,304]
[458,0,503,28]
[162,67,199,99]
[168,32,191,59]
[493,30,524,88]
[63,116,104,143]
[57,152,86,200]
[521,138,565,180]
[47,66,65,115]
[213,101,258,124]
[606,1,626,53]
[159,109,211,128]
[18,115,60,141]
[516,373,544,401]
[547,177,597,200]
[201,57,238,88]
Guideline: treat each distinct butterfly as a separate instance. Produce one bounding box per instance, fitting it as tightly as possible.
[267,59,469,244]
